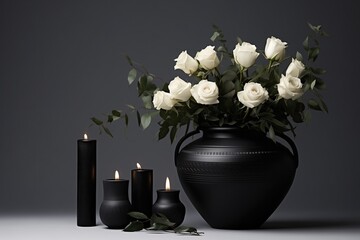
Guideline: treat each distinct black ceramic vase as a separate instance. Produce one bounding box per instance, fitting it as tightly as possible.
[152,189,186,227]
[175,127,298,229]
[99,180,132,229]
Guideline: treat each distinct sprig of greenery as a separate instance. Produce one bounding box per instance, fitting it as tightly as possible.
[123,212,204,236]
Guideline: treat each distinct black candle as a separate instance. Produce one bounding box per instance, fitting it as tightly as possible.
[152,177,185,227]
[131,163,153,217]
[77,133,96,227]
[100,171,132,229]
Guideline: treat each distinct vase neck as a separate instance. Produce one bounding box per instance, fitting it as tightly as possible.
[201,127,263,139]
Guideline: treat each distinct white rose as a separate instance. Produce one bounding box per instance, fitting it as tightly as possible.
[168,77,192,102]
[277,74,303,100]
[174,51,199,75]
[233,42,259,68]
[195,46,220,70]
[265,36,287,61]
[152,91,177,110]
[286,58,305,78]
[190,80,219,105]
[237,82,269,108]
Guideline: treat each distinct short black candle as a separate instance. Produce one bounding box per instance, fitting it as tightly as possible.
[131,164,153,217]
[152,178,185,227]
[99,176,132,229]
[77,134,96,227]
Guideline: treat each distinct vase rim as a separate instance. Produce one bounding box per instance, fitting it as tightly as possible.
[199,126,255,132]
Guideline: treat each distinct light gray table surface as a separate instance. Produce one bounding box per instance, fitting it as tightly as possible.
[1,211,359,240]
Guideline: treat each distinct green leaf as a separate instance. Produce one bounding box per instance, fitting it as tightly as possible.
[123,221,144,232]
[158,125,169,140]
[112,110,121,117]
[125,55,134,67]
[311,67,326,75]
[136,111,141,126]
[91,117,103,126]
[220,70,237,82]
[308,23,328,36]
[308,47,320,61]
[210,31,220,42]
[296,51,303,61]
[141,113,152,129]
[128,68,137,85]
[318,98,328,113]
[310,80,316,90]
[236,37,243,44]
[124,114,129,126]
[128,211,149,220]
[147,223,171,231]
[220,80,235,97]
[217,46,227,54]
[268,125,275,142]
[303,36,309,50]
[151,213,176,227]
[107,115,113,123]
[141,95,153,109]
[170,126,178,144]
[174,226,203,235]
[126,104,136,110]
[101,125,113,138]
[308,99,321,111]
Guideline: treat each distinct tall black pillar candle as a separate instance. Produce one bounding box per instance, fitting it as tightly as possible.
[131,163,153,217]
[77,133,96,226]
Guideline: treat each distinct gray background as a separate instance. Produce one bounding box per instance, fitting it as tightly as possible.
[0,0,359,220]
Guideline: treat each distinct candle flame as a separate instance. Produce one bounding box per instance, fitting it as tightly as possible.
[115,170,120,180]
[136,163,141,169]
[165,177,170,191]
[84,133,88,140]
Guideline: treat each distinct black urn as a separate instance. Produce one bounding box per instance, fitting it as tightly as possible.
[175,127,298,229]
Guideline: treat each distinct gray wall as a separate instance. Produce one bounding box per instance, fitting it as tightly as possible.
[1,0,359,217]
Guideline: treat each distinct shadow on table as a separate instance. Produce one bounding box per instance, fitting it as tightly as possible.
[262,219,360,230]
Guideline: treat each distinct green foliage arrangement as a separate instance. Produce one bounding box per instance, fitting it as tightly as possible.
[92,23,327,142]
[124,212,203,236]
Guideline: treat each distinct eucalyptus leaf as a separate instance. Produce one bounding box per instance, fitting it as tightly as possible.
[141,95,153,109]
[128,68,137,85]
[170,126,178,144]
[296,51,303,61]
[136,111,141,126]
[174,226,203,235]
[125,55,134,67]
[101,125,113,138]
[148,223,171,231]
[91,117,103,126]
[210,31,220,42]
[141,114,152,129]
[112,110,121,117]
[268,125,275,142]
[158,125,169,140]
[123,221,144,232]
[236,37,243,44]
[310,80,316,90]
[308,99,321,111]
[126,104,136,110]
[151,213,176,227]
[128,211,149,220]
[303,36,309,50]
[124,114,129,126]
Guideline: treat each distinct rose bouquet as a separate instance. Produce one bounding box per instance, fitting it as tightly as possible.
[92,23,327,142]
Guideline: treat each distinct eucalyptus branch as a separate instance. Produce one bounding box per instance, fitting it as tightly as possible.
[124,212,204,236]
